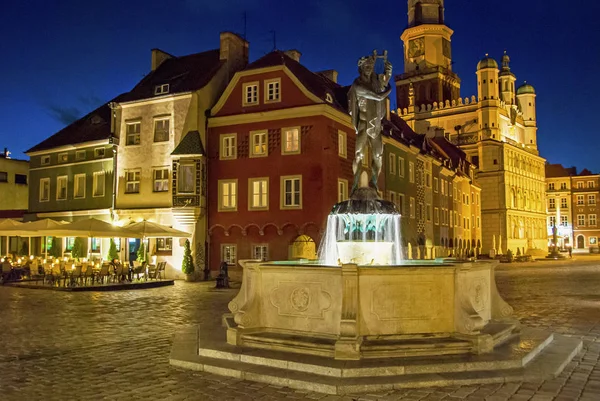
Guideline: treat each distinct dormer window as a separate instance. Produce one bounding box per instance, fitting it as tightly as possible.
[325,93,333,103]
[154,84,170,95]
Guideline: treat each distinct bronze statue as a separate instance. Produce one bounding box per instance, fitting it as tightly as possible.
[348,50,392,197]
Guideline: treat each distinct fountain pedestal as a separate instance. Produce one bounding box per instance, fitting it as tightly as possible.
[225,259,515,360]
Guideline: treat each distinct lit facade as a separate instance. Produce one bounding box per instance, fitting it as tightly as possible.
[545,164,575,250]
[397,0,546,255]
[207,50,353,268]
[0,149,29,254]
[571,172,600,251]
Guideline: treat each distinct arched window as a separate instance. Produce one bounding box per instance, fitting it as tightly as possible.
[504,81,508,91]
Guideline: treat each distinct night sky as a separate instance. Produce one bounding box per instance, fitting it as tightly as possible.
[2,0,599,172]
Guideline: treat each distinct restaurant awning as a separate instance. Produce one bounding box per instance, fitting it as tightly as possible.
[43,218,142,238]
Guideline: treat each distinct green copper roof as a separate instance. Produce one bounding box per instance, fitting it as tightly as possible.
[517,82,535,95]
[477,55,498,70]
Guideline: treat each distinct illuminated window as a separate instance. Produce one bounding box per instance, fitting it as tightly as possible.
[156,237,173,253]
[549,216,556,226]
[548,198,555,209]
[222,244,237,265]
[74,174,86,199]
[338,131,347,158]
[282,127,300,154]
[154,118,170,142]
[577,182,584,189]
[153,168,170,192]
[588,195,596,205]
[264,78,281,102]
[220,134,237,159]
[560,216,568,226]
[250,131,268,157]
[219,179,237,211]
[91,238,100,253]
[154,84,169,95]
[178,164,195,194]
[548,183,555,190]
[590,237,598,246]
[249,178,268,210]
[577,195,584,205]
[125,170,140,194]
[588,181,595,188]
[338,179,348,202]
[560,182,567,190]
[56,176,67,200]
[243,82,259,106]
[39,178,50,202]
[93,172,105,197]
[126,122,141,146]
[561,198,567,208]
[252,245,268,261]
[589,214,597,226]
[578,214,585,226]
[281,176,302,208]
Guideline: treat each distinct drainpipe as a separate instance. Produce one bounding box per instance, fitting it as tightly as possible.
[108,102,118,222]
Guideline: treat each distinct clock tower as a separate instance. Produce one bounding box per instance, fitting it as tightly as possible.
[396,0,460,111]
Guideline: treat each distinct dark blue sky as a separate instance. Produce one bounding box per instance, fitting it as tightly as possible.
[2,0,599,172]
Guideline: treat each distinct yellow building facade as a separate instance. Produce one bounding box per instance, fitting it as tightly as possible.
[397,0,547,255]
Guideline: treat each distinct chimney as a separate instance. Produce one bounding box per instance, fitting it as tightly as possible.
[151,49,172,71]
[284,49,302,62]
[220,32,249,78]
[317,69,338,83]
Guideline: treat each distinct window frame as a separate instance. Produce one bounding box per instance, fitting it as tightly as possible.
[154,83,170,95]
[125,121,141,146]
[409,161,415,183]
[58,152,69,163]
[589,214,597,226]
[250,130,268,158]
[177,163,195,194]
[156,237,173,255]
[577,214,585,226]
[221,244,237,265]
[153,117,170,143]
[242,82,259,106]
[74,173,86,199]
[93,171,105,197]
[153,167,170,193]
[218,179,238,212]
[94,148,106,158]
[338,179,348,202]
[281,175,302,209]
[41,155,50,166]
[125,169,141,194]
[76,150,86,161]
[398,157,405,177]
[389,153,396,175]
[248,177,269,210]
[252,244,269,261]
[264,78,281,103]
[56,175,68,201]
[577,195,584,205]
[220,134,237,160]
[39,178,50,202]
[281,127,301,155]
[588,195,596,205]
[338,130,347,158]
[409,197,415,218]
[14,174,27,185]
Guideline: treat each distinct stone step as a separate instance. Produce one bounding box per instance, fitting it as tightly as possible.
[171,326,583,395]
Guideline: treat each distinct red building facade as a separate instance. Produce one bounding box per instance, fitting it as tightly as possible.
[207,51,354,268]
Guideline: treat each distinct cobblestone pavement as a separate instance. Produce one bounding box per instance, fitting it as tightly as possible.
[1,260,600,400]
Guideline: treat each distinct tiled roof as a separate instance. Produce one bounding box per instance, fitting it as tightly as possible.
[578,168,595,176]
[545,163,577,178]
[171,131,205,156]
[119,49,224,103]
[26,94,125,153]
[245,51,347,111]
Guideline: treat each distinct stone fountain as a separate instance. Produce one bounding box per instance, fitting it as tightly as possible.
[170,50,582,394]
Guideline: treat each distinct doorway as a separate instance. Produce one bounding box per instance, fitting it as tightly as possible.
[128,238,141,264]
[577,235,585,249]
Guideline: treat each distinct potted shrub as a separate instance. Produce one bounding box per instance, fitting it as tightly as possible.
[182,239,198,281]
[107,238,119,262]
[71,237,86,261]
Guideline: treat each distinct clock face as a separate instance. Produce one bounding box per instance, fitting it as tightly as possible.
[408,38,424,58]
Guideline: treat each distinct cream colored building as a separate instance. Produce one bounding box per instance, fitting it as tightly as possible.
[545,164,576,249]
[396,0,547,255]
[113,32,248,278]
[0,149,29,254]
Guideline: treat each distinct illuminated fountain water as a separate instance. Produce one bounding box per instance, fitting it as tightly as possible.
[318,193,402,265]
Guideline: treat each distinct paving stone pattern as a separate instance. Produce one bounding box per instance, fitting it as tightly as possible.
[1,260,600,400]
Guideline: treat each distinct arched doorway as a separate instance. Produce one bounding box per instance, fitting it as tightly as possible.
[577,235,585,249]
[291,235,316,260]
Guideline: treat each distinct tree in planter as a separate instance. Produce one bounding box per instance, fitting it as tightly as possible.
[136,242,147,263]
[48,237,62,258]
[71,237,87,261]
[182,239,194,275]
[19,240,29,257]
[107,238,119,262]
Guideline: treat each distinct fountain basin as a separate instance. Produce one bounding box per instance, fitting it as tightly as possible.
[225,259,515,360]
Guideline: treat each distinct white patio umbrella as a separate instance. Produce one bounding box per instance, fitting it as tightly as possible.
[44,218,142,238]
[0,219,23,256]
[126,221,192,238]
[11,219,70,258]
